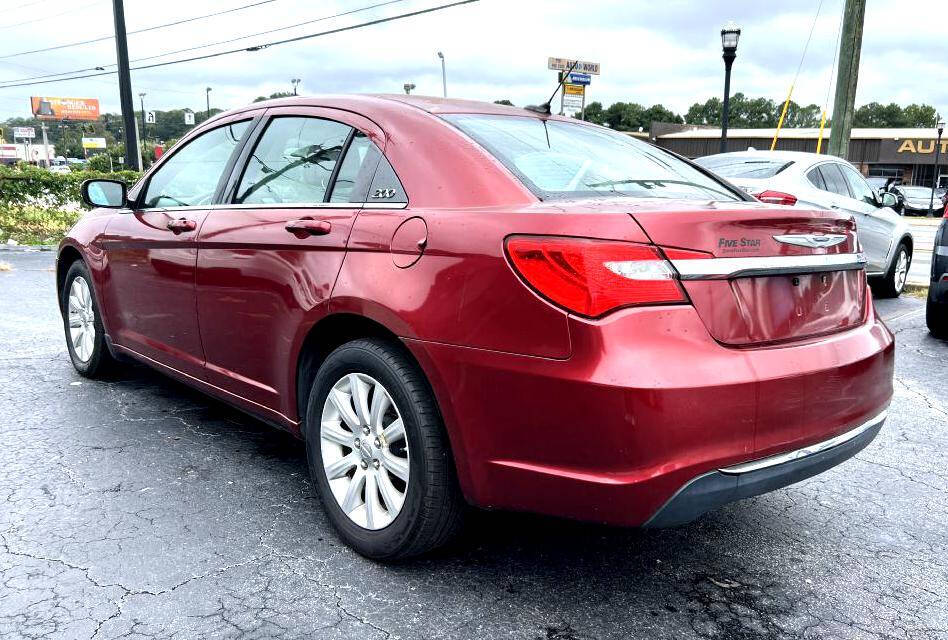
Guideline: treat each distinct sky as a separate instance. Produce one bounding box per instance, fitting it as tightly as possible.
[0,0,945,121]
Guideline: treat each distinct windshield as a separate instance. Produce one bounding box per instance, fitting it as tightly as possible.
[695,155,793,179]
[902,186,933,198]
[444,114,742,202]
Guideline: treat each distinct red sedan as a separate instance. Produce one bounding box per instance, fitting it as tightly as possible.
[59,96,893,559]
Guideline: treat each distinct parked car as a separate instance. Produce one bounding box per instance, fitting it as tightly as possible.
[928,213,948,337]
[59,96,894,559]
[695,151,913,297]
[890,185,940,216]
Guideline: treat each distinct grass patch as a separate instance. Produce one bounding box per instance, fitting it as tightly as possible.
[0,205,81,245]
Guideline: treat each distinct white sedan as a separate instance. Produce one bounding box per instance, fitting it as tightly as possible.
[696,150,914,298]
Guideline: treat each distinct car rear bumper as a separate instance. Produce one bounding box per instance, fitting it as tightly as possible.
[643,408,886,527]
[406,293,894,527]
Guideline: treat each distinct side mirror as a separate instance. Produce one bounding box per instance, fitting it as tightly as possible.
[81,179,127,208]
[880,192,898,208]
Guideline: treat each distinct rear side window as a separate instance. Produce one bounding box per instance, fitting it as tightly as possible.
[444,114,741,202]
[806,167,826,190]
[696,156,793,179]
[817,163,851,197]
[235,117,351,204]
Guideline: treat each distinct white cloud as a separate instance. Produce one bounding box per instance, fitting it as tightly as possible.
[0,0,945,120]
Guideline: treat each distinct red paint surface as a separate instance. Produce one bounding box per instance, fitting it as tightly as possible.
[59,95,894,526]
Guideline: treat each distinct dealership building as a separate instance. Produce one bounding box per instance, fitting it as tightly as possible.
[652,126,947,188]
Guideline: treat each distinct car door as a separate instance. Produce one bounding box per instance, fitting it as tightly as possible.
[811,162,887,274]
[836,163,893,275]
[194,107,387,422]
[100,116,255,379]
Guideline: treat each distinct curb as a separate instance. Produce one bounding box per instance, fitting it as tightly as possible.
[0,244,57,252]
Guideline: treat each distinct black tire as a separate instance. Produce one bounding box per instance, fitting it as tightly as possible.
[303,338,464,560]
[60,260,117,378]
[874,242,910,299]
[927,294,948,339]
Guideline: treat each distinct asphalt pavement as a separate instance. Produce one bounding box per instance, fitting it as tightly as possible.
[1,250,946,640]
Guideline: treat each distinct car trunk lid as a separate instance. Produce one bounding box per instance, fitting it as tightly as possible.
[629,201,866,346]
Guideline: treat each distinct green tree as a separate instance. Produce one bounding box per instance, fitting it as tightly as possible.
[902,103,937,127]
[576,101,605,124]
[253,91,295,103]
[686,97,723,125]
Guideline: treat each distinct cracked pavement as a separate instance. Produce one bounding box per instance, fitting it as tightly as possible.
[1,250,946,640]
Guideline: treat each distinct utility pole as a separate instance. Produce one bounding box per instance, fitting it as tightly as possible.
[206,87,212,120]
[827,0,866,159]
[112,0,141,171]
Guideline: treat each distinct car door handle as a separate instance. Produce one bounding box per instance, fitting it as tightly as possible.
[167,218,197,233]
[285,219,331,236]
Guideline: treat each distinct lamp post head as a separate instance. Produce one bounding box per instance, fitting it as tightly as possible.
[938,119,945,137]
[437,51,444,59]
[721,21,741,55]
[206,87,212,93]
[403,83,416,95]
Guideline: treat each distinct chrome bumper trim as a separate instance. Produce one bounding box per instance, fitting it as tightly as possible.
[718,408,888,475]
[672,253,867,280]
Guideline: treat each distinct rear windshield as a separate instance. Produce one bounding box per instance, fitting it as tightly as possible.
[443,114,742,202]
[695,155,793,179]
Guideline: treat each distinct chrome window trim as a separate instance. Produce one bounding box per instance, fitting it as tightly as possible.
[718,408,887,475]
[671,253,866,280]
[129,202,407,213]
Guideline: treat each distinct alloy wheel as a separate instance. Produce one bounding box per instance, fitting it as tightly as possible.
[67,276,96,363]
[894,249,908,293]
[319,373,410,530]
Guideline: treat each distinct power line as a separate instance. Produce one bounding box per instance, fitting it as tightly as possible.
[0,0,108,31]
[0,0,280,60]
[0,0,477,89]
[0,0,408,83]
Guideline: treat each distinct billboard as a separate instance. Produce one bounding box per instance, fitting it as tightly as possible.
[30,96,100,121]
[81,137,107,150]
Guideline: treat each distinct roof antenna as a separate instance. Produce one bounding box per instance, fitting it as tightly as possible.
[525,60,579,115]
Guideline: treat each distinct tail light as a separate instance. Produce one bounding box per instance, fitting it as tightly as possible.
[753,190,798,206]
[504,235,687,318]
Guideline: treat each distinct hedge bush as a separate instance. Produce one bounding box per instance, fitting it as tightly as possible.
[0,205,81,245]
[0,164,142,210]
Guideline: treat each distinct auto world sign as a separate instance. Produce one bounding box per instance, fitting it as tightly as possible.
[879,137,948,164]
[547,57,601,75]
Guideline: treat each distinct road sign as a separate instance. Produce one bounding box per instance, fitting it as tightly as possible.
[145,111,156,124]
[547,57,600,75]
[81,137,107,150]
[184,111,195,126]
[562,94,584,110]
[568,72,591,85]
[12,126,35,139]
[564,83,584,96]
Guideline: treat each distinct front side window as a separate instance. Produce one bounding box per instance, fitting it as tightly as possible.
[838,164,876,205]
[444,114,742,202]
[236,117,351,204]
[141,120,250,208]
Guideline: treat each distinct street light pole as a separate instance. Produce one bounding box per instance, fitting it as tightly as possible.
[929,118,945,217]
[291,78,301,95]
[437,51,446,98]
[138,92,146,154]
[205,87,212,120]
[719,22,741,154]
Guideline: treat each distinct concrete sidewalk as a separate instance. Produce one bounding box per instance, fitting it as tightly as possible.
[906,216,942,286]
